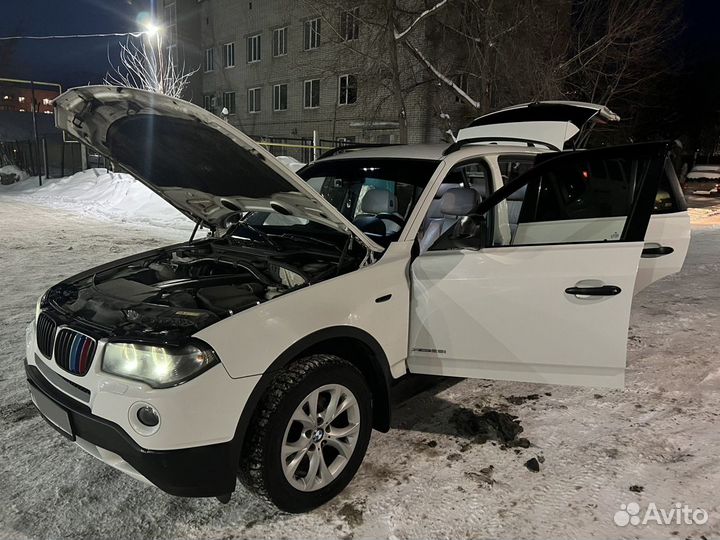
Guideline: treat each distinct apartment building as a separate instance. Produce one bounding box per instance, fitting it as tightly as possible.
[162,0,466,152]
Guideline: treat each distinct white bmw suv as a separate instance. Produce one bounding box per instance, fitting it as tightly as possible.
[25,88,690,512]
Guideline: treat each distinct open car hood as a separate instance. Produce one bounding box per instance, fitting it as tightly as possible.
[54,86,383,253]
[457,101,620,150]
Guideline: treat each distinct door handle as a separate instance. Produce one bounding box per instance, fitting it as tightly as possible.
[565,285,622,296]
[642,245,674,258]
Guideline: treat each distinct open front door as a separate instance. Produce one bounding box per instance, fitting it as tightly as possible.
[408,143,670,388]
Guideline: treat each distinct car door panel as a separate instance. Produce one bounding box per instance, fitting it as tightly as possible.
[408,142,670,388]
[409,242,643,388]
[635,212,690,292]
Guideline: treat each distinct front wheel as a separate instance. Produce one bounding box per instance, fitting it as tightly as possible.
[239,354,373,512]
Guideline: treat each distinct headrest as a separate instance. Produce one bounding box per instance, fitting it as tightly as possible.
[508,184,527,201]
[440,187,479,216]
[435,183,460,199]
[361,189,398,214]
[427,199,444,219]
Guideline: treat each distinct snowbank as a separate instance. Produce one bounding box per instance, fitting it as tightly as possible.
[0,164,30,185]
[0,157,307,232]
[0,168,193,231]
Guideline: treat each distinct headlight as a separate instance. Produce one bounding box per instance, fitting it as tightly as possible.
[35,297,41,322]
[102,342,218,388]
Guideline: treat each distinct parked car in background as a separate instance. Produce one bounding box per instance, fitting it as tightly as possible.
[25,89,690,512]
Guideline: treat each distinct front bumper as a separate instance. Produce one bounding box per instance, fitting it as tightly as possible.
[26,361,237,497]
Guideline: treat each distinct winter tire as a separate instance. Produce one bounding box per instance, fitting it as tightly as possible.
[238,354,373,512]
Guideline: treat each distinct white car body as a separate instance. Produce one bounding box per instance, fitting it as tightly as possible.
[25,90,690,505]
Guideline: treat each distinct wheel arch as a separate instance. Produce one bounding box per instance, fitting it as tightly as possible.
[230,326,393,465]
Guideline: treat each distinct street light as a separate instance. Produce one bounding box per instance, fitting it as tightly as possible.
[143,22,161,37]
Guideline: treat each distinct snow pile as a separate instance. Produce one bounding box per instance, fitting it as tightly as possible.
[0,168,193,231]
[0,164,30,185]
[0,157,307,231]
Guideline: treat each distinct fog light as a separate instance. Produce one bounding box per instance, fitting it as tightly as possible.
[137,405,159,427]
[128,402,161,435]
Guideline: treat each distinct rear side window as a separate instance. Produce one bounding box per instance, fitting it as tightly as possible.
[521,156,648,225]
[498,155,535,184]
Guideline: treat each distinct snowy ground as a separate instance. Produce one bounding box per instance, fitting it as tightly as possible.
[1,192,719,538]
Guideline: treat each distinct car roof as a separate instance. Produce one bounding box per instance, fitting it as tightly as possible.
[316,143,547,163]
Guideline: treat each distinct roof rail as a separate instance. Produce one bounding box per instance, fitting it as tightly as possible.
[443,137,560,156]
[318,143,404,160]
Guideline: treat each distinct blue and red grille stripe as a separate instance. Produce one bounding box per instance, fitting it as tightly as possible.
[53,329,96,376]
[78,337,93,374]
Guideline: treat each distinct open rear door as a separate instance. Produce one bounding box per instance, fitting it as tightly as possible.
[636,159,691,292]
[408,143,669,388]
[457,101,620,150]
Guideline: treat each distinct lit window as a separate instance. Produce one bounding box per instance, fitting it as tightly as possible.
[304,79,320,108]
[273,27,287,57]
[338,74,357,105]
[18,96,25,103]
[304,18,321,50]
[42,98,52,105]
[248,87,262,113]
[223,42,235,68]
[273,84,287,111]
[247,34,261,63]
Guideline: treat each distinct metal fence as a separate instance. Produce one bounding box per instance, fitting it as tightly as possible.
[0,134,360,184]
[0,139,92,180]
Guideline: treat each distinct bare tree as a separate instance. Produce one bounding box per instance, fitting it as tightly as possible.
[558,0,682,107]
[105,33,197,99]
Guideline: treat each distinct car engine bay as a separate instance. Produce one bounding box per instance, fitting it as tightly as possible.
[45,237,365,343]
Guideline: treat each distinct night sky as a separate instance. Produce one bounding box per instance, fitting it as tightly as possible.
[0,0,153,89]
[1,0,719,142]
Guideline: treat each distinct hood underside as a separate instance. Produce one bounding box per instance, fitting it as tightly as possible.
[54,86,382,252]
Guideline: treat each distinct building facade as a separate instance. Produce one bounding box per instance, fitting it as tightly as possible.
[162,0,468,154]
[0,82,59,115]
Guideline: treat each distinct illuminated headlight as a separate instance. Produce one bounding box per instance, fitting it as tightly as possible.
[102,342,218,388]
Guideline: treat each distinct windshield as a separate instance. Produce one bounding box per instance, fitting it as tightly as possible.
[238,157,439,248]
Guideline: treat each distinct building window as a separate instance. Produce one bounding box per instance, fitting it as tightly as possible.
[248,87,262,113]
[223,42,235,68]
[338,74,357,105]
[204,48,215,71]
[453,73,468,103]
[203,95,215,112]
[304,79,320,108]
[247,34,261,63]
[18,96,25,103]
[273,84,288,111]
[273,27,287,57]
[222,91,236,114]
[340,7,360,41]
[304,18,321,50]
